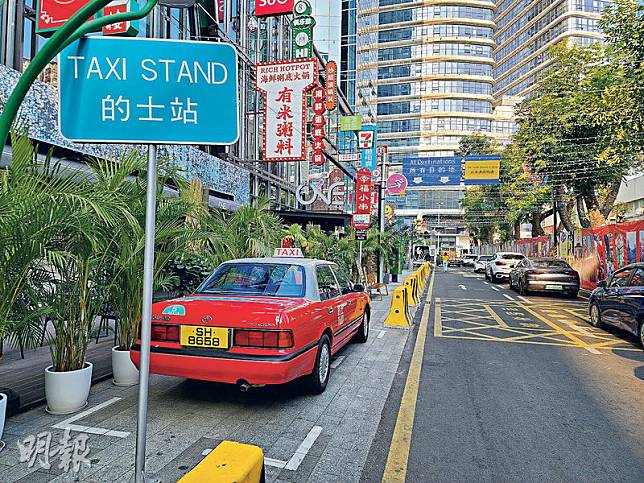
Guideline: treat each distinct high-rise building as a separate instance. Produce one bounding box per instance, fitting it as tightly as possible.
[494,0,612,98]
[356,0,496,164]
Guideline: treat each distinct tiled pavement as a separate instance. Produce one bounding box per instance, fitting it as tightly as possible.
[0,277,418,483]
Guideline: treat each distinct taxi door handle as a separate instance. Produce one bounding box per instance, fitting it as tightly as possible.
[328,307,334,314]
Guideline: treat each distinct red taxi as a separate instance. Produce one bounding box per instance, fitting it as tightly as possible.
[130,253,370,393]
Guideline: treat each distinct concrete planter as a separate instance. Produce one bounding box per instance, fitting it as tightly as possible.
[45,362,93,415]
[112,346,139,386]
[0,392,6,444]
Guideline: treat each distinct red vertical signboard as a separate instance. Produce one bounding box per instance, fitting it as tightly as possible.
[353,167,372,229]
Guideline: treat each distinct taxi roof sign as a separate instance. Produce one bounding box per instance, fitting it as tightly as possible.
[274,247,304,258]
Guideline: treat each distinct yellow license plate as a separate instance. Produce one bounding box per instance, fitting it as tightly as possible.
[180,326,229,349]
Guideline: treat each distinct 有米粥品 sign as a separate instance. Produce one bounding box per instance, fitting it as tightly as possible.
[58,37,239,145]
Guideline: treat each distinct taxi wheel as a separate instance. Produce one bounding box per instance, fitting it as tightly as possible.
[354,311,370,343]
[637,320,643,349]
[307,335,331,394]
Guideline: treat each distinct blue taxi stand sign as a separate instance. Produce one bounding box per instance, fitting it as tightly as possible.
[58,36,239,145]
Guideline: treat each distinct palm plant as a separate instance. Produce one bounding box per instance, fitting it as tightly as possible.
[0,132,134,370]
[210,197,283,261]
[89,153,211,351]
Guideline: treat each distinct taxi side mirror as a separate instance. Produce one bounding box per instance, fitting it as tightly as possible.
[352,283,365,292]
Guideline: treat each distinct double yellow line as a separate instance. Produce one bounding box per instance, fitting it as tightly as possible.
[382,270,435,482]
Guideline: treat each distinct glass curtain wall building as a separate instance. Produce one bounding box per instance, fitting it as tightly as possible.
[494,0,612,98]
[356,0,496,164]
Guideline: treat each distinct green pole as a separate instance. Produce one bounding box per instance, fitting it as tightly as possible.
[0,0,159,149]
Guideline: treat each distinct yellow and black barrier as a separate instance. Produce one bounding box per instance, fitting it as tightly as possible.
[179,440,265,483]
[385,286,411,327]
[385,264,431,328]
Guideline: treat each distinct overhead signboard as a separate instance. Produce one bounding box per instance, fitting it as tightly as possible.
[256,0,294,17]
[402,156,461,186]
[36,0,95,35]
[340,115,362,132]
[360,125,378,170]
[464,155,501,185]
[58,37,239,144]
[311,86,326,166]
[255,58,318,161]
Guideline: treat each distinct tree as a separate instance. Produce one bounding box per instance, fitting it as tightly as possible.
[512,0,643,229]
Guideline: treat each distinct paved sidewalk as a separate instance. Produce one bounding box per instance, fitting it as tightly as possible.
[0,276,417,482]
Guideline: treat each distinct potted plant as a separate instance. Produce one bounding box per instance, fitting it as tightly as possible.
[0,392,7,447]
[45,254,98,414]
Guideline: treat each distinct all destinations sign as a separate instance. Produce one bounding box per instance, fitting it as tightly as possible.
[255,58,318,161]
[58,37,239,144]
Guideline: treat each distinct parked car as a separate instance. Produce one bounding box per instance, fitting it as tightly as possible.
[509,258,580,297]
[448,257,464,267]
[485,252,525,282]
[589,263,644,349]
[473,255,493,273]
[131,256,371,393]
[462,254,478,268]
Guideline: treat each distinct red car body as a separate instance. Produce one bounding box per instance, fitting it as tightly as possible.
[130,258,370,388]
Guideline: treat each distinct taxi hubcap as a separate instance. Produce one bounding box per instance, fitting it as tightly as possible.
[319,344,330,383]
[364,315,369,336]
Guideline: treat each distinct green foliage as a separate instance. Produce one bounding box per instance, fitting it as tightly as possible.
[162,254,215,298]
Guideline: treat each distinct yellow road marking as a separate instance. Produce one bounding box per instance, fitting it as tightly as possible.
[383,270,435,483]
[518,303,591,350]
[484,304,508,328]
[433,297,442,337]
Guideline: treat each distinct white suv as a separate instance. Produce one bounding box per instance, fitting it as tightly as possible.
[486,252,525,283]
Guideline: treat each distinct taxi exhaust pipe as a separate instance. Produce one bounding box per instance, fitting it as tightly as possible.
[237,381,266,392]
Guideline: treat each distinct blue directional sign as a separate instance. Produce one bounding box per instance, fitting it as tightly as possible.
[402,156,462,186]
[58,37,239,144]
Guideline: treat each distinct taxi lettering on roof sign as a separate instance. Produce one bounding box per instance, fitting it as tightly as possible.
[274,247,304,257]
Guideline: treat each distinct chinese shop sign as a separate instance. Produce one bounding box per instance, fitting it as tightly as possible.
[58,37,239,144]
[329,168,345,206]
[102,1,139,36]
[291,0,315,59]
[256,0,294,17]
[311,86,326,166]
[353,167,372,229]
[325,61,337,111]
[255,58,318,161]
[36,0,95,35]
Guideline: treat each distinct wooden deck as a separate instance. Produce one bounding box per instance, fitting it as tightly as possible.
[0,332,115,416]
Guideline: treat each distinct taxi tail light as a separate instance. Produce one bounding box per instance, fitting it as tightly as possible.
[151,323,179,342]
[234,329,294,349]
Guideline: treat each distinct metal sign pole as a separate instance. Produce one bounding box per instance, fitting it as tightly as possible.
[134,6,159,482]
[359,240,363,281]
[378,149,386,283]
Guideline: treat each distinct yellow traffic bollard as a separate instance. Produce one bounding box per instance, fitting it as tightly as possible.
[404,278,417,306]
[385,286,411,327]
[179,440,265,483]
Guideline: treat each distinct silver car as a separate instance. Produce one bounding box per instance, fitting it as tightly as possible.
[473,255,493,273]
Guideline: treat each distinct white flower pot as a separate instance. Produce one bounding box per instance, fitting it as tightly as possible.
[0,392,7,442]
[112,346,139,386]
[45,362,93,415]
